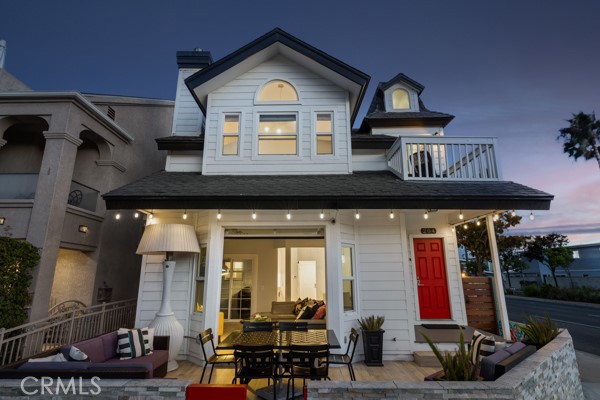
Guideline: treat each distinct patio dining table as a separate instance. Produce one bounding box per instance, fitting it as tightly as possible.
[218,329,340,400]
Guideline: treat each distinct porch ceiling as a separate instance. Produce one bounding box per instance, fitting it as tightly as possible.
[103,171,553,211]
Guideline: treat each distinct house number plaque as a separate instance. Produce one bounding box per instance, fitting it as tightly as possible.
[420,228,436,234]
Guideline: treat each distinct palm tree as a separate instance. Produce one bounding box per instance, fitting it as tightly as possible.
[558,112,600,169]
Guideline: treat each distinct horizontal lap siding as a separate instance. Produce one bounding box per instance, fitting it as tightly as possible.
[203,55,351,175]
[166,151,202,172]
[357,212,412,353]
[172,69,203,135]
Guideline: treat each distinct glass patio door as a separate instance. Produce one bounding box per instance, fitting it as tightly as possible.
[220,256,254,320]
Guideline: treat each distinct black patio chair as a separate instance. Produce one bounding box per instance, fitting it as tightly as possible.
[243,321,275,332]
[329,328,359,380]
[196,328,235,383]
[286,344,330,400]
[233,344,277,400]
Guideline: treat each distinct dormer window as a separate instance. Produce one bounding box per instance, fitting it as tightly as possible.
[258,114,297,155]
[392,89,410,110]
[258,80,298,102]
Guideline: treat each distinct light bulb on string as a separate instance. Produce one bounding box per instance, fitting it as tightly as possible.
[252,210,257,220]
[530,212,535,220]
[183,210,188,220]
[286,210,292,220]
[423,211,429,220]
[319,210,325,220]
[217,209,222,220]
[459,210,464,220]
[355,210,360,220]
[389,210,394,219]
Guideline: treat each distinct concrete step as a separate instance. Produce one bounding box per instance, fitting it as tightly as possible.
[413,351,443,368]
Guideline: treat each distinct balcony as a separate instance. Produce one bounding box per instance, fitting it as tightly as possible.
[67,181,99,212]
[386,136,501,181]
[0,173,38,199]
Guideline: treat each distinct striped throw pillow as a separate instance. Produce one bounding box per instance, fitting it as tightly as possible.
[470,330,495,365]
[117,328,152,360]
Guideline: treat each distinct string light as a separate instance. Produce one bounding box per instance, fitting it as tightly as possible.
[182,210,188,220]
[493,213,499,222]
[134,212,139,218]
[511,210,516,217]
[389,210,394,219]
[530,212,535,220]
[459,210,464,220]
[252,210,257,220]
[463,224,468,230]
[476,220,481,226]
[149,211,153,220]
[423,211,429,220]
[319,210,325,220]
[286,210,292,220]
[355,210,360,220]
[451,226,456,233]
[217,209,222,220]
[115,213,121,220]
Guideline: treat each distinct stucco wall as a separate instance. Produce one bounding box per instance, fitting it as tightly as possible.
[50,248,96,307]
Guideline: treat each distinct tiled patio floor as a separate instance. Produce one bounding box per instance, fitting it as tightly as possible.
[167,359,438,399]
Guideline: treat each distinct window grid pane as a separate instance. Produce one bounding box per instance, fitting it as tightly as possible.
[222,136,239,155]
[258,114,297,155]
[317,135,333,155]
[343,280,354,311]
[316,114,332,133]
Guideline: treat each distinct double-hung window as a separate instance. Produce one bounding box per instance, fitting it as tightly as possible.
[222,114,240,156]
[341,245,356,312]
[316,113,333,155]
[258,114,297,155]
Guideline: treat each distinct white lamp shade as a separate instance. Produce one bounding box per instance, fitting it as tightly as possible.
[136,223,200,255]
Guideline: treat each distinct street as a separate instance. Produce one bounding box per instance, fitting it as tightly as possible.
[506,296,600,356]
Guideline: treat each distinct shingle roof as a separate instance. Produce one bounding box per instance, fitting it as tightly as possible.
[103,171,553,211]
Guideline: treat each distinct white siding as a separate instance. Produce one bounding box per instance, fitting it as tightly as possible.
[371,126,444,136]
[166,150,202,172]
[352,149,387,171]
[202,55,351,175]
[172,68,204,136]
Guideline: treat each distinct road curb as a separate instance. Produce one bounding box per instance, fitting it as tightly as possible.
[505,295,600,310]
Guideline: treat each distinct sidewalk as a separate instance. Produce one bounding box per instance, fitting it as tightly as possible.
[576,351,600,399]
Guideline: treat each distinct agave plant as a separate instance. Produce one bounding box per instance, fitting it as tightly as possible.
[520,314,560,349]
[423,329,479,381]
[358,315,385,331]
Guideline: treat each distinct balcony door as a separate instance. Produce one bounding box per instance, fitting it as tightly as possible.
[220,255,257,320]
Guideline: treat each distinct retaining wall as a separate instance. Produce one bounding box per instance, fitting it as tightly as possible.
[308,330,583,400]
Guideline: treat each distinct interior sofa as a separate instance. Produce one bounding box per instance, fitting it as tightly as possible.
[0,331,169,379]
[260,301,326,329]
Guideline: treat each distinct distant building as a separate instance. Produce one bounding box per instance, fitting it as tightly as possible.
[0,55,173,322]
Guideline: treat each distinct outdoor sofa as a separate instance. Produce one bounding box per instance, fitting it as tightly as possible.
[258,300,327,329]
[0,330,169,379]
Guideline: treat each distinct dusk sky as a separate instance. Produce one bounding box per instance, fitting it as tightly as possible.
[2,1,598,245]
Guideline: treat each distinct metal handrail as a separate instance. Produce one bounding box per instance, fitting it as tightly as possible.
[0,298,136,366]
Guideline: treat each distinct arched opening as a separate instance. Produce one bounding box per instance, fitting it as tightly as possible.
[258,80,298,102]
[0,116,48,199]
[69,130,102,211]
[392,89,410,110]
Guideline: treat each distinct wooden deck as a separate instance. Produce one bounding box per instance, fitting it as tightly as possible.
[167,359,438,399]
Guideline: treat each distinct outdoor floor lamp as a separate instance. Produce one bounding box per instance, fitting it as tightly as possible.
[136,223,200,371]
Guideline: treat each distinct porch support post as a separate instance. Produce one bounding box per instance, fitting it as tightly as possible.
[486,215,510,340]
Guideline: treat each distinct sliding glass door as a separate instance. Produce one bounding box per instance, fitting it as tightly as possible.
[220,256,254,320]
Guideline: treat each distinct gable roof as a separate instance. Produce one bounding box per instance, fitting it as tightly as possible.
[103,171,553,211]
[185,28,370,125]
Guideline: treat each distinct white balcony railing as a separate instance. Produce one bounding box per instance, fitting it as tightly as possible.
[386,136,501,181]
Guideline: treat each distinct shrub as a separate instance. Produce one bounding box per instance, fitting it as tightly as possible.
[423,329,479,381]
[520,314,560,349]
[523,284,540,297]
[0,237,40,328]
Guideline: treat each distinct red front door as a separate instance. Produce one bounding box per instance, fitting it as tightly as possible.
[414,238,451,319]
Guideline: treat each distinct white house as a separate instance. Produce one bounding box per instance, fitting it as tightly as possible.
[104,28,553,365]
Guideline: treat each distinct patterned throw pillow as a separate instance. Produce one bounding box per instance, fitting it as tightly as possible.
[311,304,326,320]
[117,328,152,360]
[470,330,495,365]
[296,306,315,320]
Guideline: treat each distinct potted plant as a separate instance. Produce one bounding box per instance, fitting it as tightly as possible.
[423,329,479,381]
[520,314,560,349]
[358,315,385,366]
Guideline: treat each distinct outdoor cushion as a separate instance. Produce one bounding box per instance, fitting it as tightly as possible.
[271,301,296,314]
[104,350,168,378]
[480,349,511,381]
[18,361,91,371]
[101,331,119,360]
[68,346,89,361]
[62,337,106,363]
[504,341,526,355]
[117,327,152,359]
[28,353,67,363]
[471,330,495,364]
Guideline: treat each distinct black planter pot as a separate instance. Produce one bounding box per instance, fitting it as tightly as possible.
[362,329,384,366]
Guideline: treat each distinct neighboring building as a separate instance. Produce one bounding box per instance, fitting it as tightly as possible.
[0,63,173,322]
[104,28,553,363]
[509,242,600,289]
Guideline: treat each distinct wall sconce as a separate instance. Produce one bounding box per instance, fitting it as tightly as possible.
[79,225,89,234]
[0,217,5,225]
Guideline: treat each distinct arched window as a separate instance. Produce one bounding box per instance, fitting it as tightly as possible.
[258,80,298,102]
[392,89,410,110]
